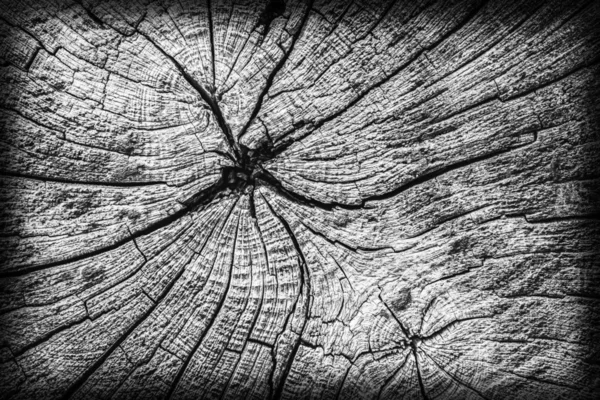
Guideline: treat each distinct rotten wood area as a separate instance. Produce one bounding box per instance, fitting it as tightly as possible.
[0,0,599,399]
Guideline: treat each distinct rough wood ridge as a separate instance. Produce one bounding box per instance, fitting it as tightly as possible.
[0,0,599,399]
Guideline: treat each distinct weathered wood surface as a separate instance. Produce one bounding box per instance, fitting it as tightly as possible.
[0,0,599,398]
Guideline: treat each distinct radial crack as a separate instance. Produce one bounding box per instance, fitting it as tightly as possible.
[260,193,312,400]
[62,258,190,399]
[166,196,241,399]
[237,0,314,147]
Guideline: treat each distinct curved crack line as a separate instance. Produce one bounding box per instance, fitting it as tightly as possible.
[166,195,242,399]
[299,219,400,254]
[4,2,597,398]
[236,0,314,147]
[134,30,241,163]
[269,0,491,157]
[420,314,495,341]
[218,215,269,400]
[256,133,537,212]
[0,168,238,278]
[0,4,267,278]
[72,2,241,165]
[376,349,412,400]
[61,257,189,399]
[59,197,240,399]
[259,192,313,400]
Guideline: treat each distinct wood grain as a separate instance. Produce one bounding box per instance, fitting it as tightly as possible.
[0,0,599,398]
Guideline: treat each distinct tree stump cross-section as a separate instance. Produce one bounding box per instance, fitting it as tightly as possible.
[0,0,599,399]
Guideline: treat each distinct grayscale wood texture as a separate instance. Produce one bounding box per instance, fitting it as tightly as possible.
[0,0,599,399]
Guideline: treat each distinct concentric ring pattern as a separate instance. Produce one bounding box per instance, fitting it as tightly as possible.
[0,0,599,399]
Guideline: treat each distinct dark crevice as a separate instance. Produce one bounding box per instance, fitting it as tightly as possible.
[72,1,244,169]
[264,333,277,399]
[82,6,104,26]
[270,0,490,156]
[411,340,430,400]
[4,2,598,398]
[272,337,301,400]
[210,149,237,165]
[129,234,147,264]
[245,337,274,349]
[379,295,411,340]
[253,168,339,211]
[237,0,314,147]
[207,0,217,89]
[251,136,535,214]
[255,0,286,36]
[61,261,189,400]
[422,263,483,289]
[0,16,52,57]
[72,0,104,28]
[334,366,352,400]
[379,292,496,400]
[134,30,242,163]
[0,170,167,187]
[357,137,535,208]
[22,46,40,71]
[498,54,600,104]
[13,315,90,357]
[248,187,257,219]
[405,205,488,240]
[260,194,312,400]
[377,351,412,400]
[260,193,311,305]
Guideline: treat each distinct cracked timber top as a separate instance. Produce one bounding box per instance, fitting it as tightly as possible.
[0,0,599,399]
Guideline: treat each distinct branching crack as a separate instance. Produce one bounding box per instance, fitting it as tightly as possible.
[237,0,314,147]
[134,30,241,163]
[4,2,597,399]
[61,255,190,399]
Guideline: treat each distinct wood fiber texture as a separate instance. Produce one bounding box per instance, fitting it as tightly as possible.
[0,0,599,399]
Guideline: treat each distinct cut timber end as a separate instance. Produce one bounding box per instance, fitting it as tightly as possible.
[0,0,599,399]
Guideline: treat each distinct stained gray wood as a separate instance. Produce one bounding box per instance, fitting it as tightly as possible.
[0,0,599,399]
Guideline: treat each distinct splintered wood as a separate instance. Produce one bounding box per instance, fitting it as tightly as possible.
[0,0,599,399]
